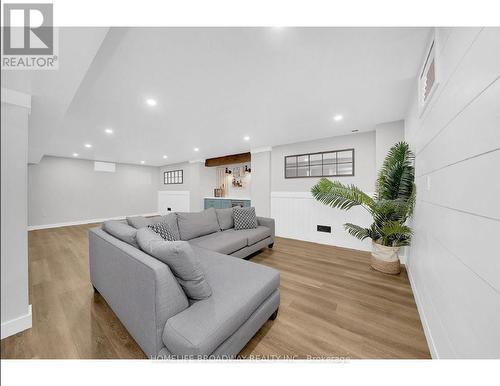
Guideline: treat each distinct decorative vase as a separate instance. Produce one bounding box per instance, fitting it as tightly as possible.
[371,241,401,275]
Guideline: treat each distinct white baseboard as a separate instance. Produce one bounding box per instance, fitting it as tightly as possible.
[27,212,159,231]
[399,254,407,265]
[1,305,32,339]
[406,262,438,359]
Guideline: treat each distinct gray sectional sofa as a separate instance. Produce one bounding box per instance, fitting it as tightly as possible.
[89,207,279,359]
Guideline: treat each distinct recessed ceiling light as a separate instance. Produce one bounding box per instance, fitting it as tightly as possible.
[243,136,250,141]
[84,143,92,148]
[104,128,113,134]
[333,115,343,122]
[72,153,79,157]
[163,155,168,159]
[140,160,145,164]
[146,98,157,107]
[194,147,199,152]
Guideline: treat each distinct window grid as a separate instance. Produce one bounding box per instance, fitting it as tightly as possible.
[164,169,184,185]
[284,149,354,178]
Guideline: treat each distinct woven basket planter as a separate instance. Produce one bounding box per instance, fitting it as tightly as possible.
[371,242,401,275]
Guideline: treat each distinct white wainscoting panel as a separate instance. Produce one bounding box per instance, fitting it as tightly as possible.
[271,191,372,251]
[158,191,190,214]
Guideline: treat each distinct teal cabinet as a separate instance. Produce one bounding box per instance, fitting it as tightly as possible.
[204,198,251,209]
[231,199,251,208]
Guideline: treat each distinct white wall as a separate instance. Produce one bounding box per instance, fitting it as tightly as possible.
[404,27,500,358]
[271,131,376,192]
[375,120,404,171]
[269,132,376,250]
[159,161,216,212]
[1,90,32,339]
[28,156,159,227]
[158,161,194,192]
[250,149,272,217]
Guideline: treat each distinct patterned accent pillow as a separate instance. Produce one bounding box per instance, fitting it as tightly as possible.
[147,222,176,241]
[233,207,258,230]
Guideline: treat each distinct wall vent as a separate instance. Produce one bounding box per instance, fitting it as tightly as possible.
[418,34,440,115]
[317,225,332,233]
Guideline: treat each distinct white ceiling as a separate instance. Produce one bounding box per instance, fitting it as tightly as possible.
[2,27,431,166]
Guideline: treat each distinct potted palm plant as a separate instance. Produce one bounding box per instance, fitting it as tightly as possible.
[311,142,415,274]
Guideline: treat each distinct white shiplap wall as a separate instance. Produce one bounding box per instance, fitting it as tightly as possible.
[405,27,500,358]
[271,192,372,252]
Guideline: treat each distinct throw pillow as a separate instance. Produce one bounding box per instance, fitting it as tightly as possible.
[159,212,181,241]
[233,207,258,230]
[148,222,176,241]
[136,228,212,300]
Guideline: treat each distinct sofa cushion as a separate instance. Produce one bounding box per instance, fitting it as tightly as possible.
[136,228,212,300]
[162,248,280,356]
[177,208,219,240]
[215,207,238,230]
[126,215,153,229]
[102,220,139,248]
[127,214,180,240]
[148,222,177,241]
[233,207,258,230]
[189,229,247,255]
[235,226,271,246]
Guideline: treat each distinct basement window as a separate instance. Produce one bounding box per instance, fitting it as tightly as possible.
[164,169,183,184]
[284,149,354,178]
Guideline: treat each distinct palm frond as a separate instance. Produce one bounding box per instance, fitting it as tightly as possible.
[311,142,416,248]
[377,142,415,201]
[372,199,411,226]
[344,223,372,241]
[406,183,417,219]
[381,221,413,247]
[381,221,412,237]
[311,178,375,212]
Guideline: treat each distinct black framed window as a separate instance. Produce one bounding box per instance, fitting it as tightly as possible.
[284,149,354,178]
[164,169,183,184]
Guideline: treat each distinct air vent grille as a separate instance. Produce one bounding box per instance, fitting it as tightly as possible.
[418,37,439,115]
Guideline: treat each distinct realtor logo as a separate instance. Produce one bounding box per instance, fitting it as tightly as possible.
[2,3,58,69]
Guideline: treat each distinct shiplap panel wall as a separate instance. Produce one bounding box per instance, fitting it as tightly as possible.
[271,192,372,252]
[405,27,500,358]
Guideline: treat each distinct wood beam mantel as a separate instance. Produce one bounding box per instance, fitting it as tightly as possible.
[205,152,251,167]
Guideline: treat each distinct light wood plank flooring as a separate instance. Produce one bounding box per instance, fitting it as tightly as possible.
[1,223,430,359]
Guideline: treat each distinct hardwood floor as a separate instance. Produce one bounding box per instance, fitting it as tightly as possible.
[1,224,430,359]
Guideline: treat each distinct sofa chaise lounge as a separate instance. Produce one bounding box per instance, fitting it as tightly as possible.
[89,207,279,359]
